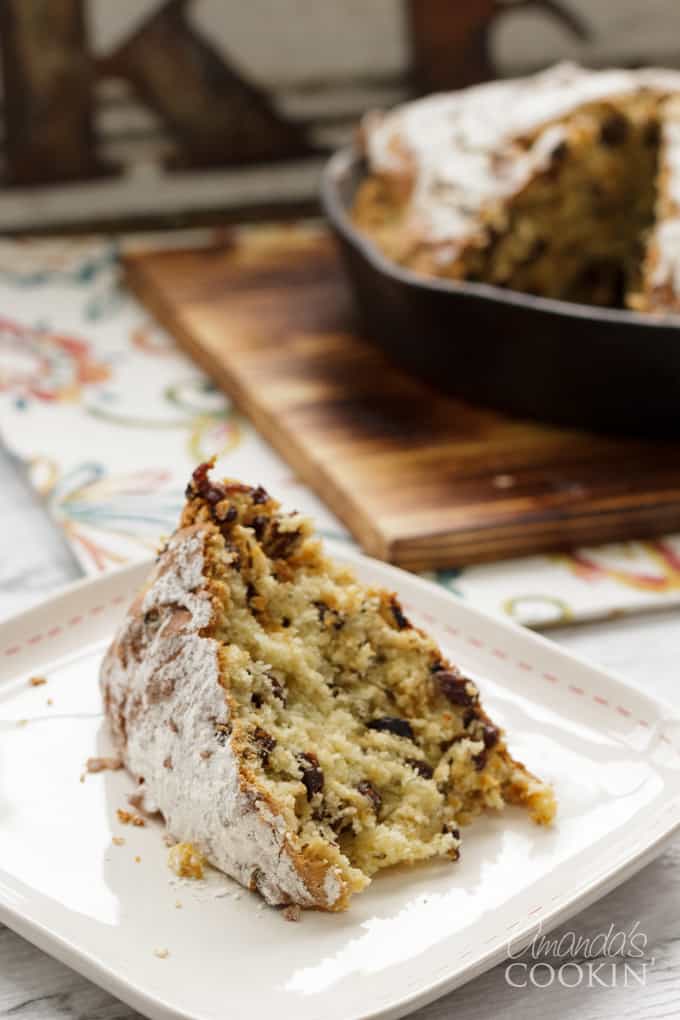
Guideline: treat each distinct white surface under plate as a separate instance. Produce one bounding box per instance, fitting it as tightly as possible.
[1,545,679,1020]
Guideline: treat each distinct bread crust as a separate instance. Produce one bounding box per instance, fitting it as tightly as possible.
[100,524,348,909]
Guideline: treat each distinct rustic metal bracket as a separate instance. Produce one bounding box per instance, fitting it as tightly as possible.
[408,0,590,93]
[98,0,313,170]
[0,0,111,186]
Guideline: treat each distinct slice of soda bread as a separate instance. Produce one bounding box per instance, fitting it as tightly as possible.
[100,461,555,911]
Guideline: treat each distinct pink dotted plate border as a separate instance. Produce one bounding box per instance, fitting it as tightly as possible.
[1,580,674,751]
[1,591,134,659]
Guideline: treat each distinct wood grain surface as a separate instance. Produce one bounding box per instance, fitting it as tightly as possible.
[124,226,680,570]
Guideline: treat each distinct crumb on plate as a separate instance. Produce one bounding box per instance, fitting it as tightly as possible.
[117,808,146,827]
[85,756,123,774]
[127,790,148,813]
[168,842,205,880]
[29,676,47,687]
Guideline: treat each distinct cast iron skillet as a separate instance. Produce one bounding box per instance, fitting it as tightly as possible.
[321,146,680,438]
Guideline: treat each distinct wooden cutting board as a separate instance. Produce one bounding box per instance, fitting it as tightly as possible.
[124,225,680,571]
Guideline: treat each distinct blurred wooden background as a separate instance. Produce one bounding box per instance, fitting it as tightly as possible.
[2,0,680,233]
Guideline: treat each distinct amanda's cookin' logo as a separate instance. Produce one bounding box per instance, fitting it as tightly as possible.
[505,921,654,989]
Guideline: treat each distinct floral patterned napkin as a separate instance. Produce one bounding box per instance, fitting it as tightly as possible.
[1,229,679,629]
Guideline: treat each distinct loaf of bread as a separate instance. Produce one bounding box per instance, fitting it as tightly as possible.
[354,62,680,312]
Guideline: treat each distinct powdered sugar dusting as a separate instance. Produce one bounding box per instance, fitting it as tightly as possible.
[142,529,213,629]
[650,220,680,292]
[647,108,680,296]
[100,526,340,910]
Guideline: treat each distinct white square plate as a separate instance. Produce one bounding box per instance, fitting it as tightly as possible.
[1,545,680,1020]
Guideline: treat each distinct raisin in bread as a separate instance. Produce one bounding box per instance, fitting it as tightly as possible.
[354,62,680,310]
[100,462,555,911]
